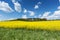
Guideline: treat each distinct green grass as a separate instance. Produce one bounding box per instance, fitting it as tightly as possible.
[0,27,60,40]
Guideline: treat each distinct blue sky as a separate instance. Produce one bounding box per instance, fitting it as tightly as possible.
[0,0,60,20]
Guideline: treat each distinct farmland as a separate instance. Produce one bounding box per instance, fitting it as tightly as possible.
[0,20,60,30]
[0,28,60,40]
[0,20,60,40]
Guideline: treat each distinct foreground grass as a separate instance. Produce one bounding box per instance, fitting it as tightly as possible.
[0,28,60,40]
[0,20,60,30]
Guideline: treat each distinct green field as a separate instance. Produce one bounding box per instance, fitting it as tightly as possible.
[0,28,60,40]
[0,20,60,40]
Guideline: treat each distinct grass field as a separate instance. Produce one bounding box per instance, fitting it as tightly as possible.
[0,28,60,40]
[0,20,60,40]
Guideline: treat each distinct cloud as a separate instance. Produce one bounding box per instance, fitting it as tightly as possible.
[47,6,60,20]
[23,8,27,13]
[58,6,60,10]
[0,1,13,12]
[12,0,22,3]
[23,9,35,16]
[59,0,60,2]
[22,15,27,19]
[37,2,42,5]
[34,2,42,9]
[34,5,39,9]
[42,6,60,20]
[41,10,60,20]
[14,2,22,12]
[12,0,35,16]
[47,15,59,20]
[53,10,60,16]
[28,11,35,16]
[12,0,16,3]
[12,0,22,12]
[23,8,35,17]
[41,12,51,18]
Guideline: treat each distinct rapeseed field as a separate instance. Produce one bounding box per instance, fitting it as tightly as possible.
[0,20,60,30]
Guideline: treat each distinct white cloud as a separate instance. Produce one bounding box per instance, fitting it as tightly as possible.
[59,0,60,2]
[23,8,35,16]
[12,0,16,3]
[41,12,51,18]
[34,2,42,9]
[0,1,13,12]
[47,15,59,20]
[46,10,60,20]
[28,11,35,16]
[34,5,39,9]
[37,2,42,5]
[22,15,27,19]
[12,0,21,3]
[58,6,60,10]
[53,10,60,16]
[41,10,60,20]
[12,0,22,12]
[14,2,22,12]
[23,9,27,13]
[23,9,35,17]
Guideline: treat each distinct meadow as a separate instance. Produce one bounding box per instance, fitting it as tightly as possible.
[0,20,60,40]
[0,28,60,40]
